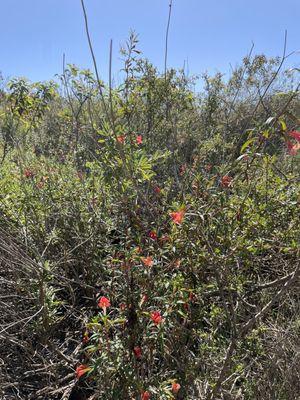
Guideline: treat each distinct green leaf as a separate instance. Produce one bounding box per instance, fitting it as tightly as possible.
[241,138,256,153]
[279,118,287,131]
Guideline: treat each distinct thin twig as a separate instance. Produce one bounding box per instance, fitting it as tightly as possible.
[80,0,112,128]
[164,0,173,79]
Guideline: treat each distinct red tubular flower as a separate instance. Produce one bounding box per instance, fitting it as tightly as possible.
[82,331,89,344]
[172,382,181,394]
[75,364,90,379]
[24,168,34,178]
[116,135,125,144]
[136,135,143,144]
[154,186,161,194]
[221,175,232,188]
[141,294,148,305]
[288,130,300,142]
[287,140,300,156]
[98,296,111,310]
[141,256,153,267]
[170,210,185,225]
[133,346,142,359]
[141,391,151,400]
[148,230,157,240]
[189,292,196,302]
[150,311,163,325]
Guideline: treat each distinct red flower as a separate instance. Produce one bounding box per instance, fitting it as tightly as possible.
[148,230,157,240]
[189,292,196,302]
[141,294,148,305]
[116,135,125,144]
[170,210,185,225]
[150,311,163,325]
[75,364,90,379]
[82,331,89,344]
[141,256,153,267]
[98,296,111,310]
[221,175,232,188]
[141,391,151,400]
[172,382,181,394]
[287,140,300,156]
[133,346,142,359]
[154,186,161,194]
[119,303,126,311]
[24,168,34,179]
[136,135,143,144]
[288,130,300,142]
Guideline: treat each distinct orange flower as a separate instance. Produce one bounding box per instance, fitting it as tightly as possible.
[141,256,153,267]
[75,364,90,379]
[116,135,125,144]
[133,346,142,359]
[98,296,111,310]
[170,209,185,225]
[220,175,232,188]
[136,135,143,144]
[141,391,151,400]
[150,311,163,325]
[172,382,181,394]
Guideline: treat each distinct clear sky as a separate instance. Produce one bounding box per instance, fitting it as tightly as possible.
[1,0,299,85]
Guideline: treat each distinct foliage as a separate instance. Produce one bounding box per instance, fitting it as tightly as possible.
[0,42,299,400]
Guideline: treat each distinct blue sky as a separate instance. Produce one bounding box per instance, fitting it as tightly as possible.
[1,0,299,85]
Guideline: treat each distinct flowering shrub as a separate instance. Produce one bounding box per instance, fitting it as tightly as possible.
[0,46,299,400]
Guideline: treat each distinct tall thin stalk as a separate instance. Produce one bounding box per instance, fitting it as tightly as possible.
[164,0,173,79]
